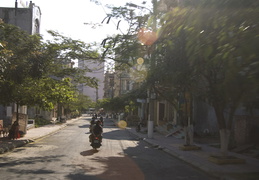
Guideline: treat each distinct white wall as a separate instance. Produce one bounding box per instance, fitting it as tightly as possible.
[78,60,104,101]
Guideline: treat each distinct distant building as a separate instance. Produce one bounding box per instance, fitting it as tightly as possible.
[114,70,133,97]
[77,59,105,102]
[103,72,115,99]
[0,1,41,34]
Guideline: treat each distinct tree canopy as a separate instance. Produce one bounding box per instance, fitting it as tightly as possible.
[0,20,101,113]
[92,0,259,155]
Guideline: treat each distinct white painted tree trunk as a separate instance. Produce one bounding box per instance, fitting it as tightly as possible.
[219,129,230,156]
[189,124,194,145]
[184,126,188,145]
[184,124,194,145]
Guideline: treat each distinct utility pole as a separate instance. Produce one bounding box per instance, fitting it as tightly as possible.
[147,0,167,138]
[147,0,158,139]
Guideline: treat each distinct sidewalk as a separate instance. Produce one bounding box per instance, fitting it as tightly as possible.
[126,127,259,180]
[0,118,79,154]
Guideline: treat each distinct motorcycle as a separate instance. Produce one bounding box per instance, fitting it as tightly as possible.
[90,135,102,150]
[136,122,143,132]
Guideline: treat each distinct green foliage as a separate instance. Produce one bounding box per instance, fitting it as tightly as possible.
[99,3,152,71]
[125,100,137,114]
[34,117,52,128]
[70,110,80,118]
[0,22,48,105]
[44,30,100,88]
[154,3,259,130]
[97,97,127,113]
[0,21,102,114]
[66,94,94,113]
[92,1,259,132]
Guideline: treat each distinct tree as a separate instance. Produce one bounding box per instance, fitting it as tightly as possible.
[97,97,127,114]
[95,2,154,72]
[63,94,94,117]
[0,21,102,121]
[43,31,101,118]
[0,21,49,121]
[188,7,259,156]
[155,2,259,156]
[148,7,197,146]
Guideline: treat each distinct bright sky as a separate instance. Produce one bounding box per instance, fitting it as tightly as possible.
[1,0,151,44]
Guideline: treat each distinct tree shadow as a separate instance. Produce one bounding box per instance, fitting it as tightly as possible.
[102,129,139,141]
[0,155,64,168]
[8,168,55,174]
[66,155,145,180]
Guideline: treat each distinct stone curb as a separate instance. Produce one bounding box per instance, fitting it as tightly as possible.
[27,124,67,142]
[0,139,32,154]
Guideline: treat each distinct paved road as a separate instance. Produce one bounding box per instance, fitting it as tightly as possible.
[0,117,218,180]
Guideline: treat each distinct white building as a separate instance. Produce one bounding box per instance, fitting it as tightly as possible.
[78,59,105,102]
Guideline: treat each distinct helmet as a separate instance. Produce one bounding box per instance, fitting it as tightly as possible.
[96,120,102,125]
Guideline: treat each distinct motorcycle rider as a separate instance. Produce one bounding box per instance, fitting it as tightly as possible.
[89,116,97,133]
[99,116,104,126]
[89,120,103,144]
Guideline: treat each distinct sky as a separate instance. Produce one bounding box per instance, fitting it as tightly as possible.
[1,0,151,44]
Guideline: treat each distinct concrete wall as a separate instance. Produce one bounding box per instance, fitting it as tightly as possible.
[0,3,41,34]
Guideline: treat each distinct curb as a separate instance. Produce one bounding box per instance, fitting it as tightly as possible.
[0,139,32,154]
[28,124,67,142]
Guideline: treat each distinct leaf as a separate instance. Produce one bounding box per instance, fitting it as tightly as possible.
[176,25,183,36]
[203,45,213,59]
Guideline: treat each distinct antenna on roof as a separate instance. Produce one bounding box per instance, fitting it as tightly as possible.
[15,0,18,16]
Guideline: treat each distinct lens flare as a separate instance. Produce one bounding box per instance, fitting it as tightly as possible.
[118,120,127,129]
[137,28,157,46]
[137,57,144,65]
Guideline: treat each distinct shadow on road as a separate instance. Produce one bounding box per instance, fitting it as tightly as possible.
[0,155,64,168]
[80,149,99,156]
[78,124,90,128]
[102,129,138,141]
[67,155,145,180]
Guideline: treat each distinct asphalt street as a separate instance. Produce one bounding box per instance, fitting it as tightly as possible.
[0,116,218,180]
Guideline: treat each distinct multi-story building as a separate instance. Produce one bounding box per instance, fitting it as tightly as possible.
[0,1,41,34]
[77,59,105,102]
[114,69,133,97]
[0,1,41,131]
[103,72,115,99]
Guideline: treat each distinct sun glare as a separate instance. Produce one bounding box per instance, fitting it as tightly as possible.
[137,28,158,46]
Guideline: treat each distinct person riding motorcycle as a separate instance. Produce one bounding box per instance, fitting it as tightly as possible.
[89,120,103,144]
[99,116,104,126]
[89,116,97,133]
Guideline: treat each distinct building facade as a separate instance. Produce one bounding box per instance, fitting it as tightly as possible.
[78,60,105,102]
[103,72,115,99]
[0,1,41,34]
